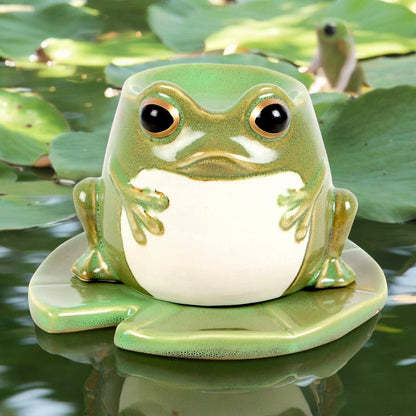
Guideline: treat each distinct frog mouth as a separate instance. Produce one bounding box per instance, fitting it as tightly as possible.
[176,151,257,178]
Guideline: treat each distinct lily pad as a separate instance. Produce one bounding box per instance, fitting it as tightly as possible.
[86,0,157,32]
[41,78,119,133]
[0,162,18,181]
[311,92,350,127]
[148,0,416,65]
[0,89,69,166]
[49,95,118,180]
[319,86,416,223]
[0,64,120,133]
[0,1,71,8]
[41,32,174,67]
[321,0,416,59]
[148,0,321,61]
[50,131,108,181]
[0,178,74,230]
[105,53,313,88]
[383,0,416,12]
[363,55,416,88]
[0,3,102,62]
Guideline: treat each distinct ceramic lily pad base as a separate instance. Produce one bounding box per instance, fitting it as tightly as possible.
[29,233,387,359]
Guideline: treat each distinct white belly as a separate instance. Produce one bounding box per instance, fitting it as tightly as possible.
[121,169,309,306]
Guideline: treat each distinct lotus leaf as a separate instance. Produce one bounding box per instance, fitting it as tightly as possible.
[0,3,102,62]
[0,174,74,230]
[363,55,416,88]
[148,0,416,64]
[319,86,416,223]
[0,89,69,166]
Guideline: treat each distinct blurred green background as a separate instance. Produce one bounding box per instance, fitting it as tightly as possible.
[0,1,415,415]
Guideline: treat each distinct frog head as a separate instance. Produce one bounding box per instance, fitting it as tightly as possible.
[316,18,350,46]
[104,64,328,183]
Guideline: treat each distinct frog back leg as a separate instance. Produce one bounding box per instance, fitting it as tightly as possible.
[71,177,118,282]
[284,182,358,296]
[312,187,358,288]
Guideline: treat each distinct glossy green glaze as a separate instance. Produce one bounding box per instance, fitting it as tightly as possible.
[29,233,387,359]
[34,317,378,415]
[70,64,359,307]
[308,19,365,93]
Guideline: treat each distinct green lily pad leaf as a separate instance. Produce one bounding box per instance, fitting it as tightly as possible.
[311,92,350,127]
[319,86,416,223]
[0,1,72,8]
[0,65,114,132]
[321,0,416,59]
[0,179,74,230]
[49,95,118,180]
[363,55,416,88]
[149,0,416,65]
[41,32,174,67]
[0,63,77,88]
[0,162,18,181]
[148,0,322,62]
[381,0,416,12]
[0,89,69,166]
[50,131,108,181]
[86,0,157,32]
[105,53,313,88]
[0,3,102,62]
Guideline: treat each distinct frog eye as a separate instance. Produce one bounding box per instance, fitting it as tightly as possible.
[140,97,180,138]
[323,22,336,36]
[249,98,290,139]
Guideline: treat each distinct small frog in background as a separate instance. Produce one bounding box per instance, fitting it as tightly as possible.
[306,19,365,94]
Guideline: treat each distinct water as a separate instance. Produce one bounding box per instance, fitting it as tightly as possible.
[0,218,415,415]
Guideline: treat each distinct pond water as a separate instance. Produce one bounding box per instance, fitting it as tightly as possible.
[0,217,415,415]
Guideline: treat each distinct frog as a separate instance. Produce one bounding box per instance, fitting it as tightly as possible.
[306,18,365,94]
[71,63,358,307]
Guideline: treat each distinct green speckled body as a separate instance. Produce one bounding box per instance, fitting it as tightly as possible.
[72,64,358,306]
[28,64,387,358]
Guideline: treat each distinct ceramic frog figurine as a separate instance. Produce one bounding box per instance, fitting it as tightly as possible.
[72,63,357,307]
[307,19,365,94]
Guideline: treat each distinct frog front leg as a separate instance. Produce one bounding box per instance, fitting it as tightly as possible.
[278,162,326,242]
[71,177,116,282]
[278,162,357,290]
[313,188,358,288]
[110,159,169,245]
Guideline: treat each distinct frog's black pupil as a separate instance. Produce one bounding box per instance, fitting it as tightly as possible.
[141,104,174,133]
[324,23,336,36]
[255,103,289,134]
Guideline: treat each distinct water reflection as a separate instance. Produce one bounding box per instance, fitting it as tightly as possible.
[2,387,75,416]
[35,317,378,416]
[350,218,416,278]
[387,265,416,305]
[0,217,415,415]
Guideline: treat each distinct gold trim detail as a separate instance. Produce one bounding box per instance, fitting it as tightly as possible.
[249,98,290,139]
[140,97,180,138]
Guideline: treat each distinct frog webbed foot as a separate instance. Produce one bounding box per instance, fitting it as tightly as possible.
[278,188,314,241]
[121,186,169,245]
[313,257,356,288]
[312,188,358,290]
[72,177,115,282]
[278,163,325,242]
[72,247,113,282]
